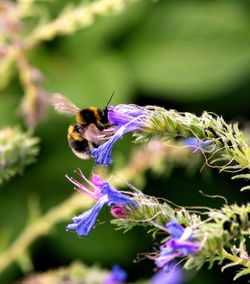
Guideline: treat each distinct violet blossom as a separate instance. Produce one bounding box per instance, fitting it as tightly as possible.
[66,170,137,236]
[91,104,146,167]
[184,137,211,149]
[155,220,200,269]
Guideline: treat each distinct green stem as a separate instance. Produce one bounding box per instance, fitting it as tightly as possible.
[25,0,133,49]
[0,193,92,272]
[222,249,250,270]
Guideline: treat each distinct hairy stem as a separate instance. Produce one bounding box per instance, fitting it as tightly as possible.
[0,193,92,272]
[222,249,250,268]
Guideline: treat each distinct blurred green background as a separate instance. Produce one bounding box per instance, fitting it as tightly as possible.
[0,0,250,283]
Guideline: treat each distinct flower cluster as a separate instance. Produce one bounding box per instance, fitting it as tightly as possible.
[155,220,200,269]
[66,170,138,236]
[91,104,146,167]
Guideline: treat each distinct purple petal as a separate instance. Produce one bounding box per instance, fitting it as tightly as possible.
[166,220,185,239]
[154,220,200,269]
[108,105,146,131]
[92,173,106,187]
[108,109,136,126]
[155,251,181,268]
[108,105,145,121]
[184,137,211,148]
[91,127,126,167]
[66,196,108,236]
[150,265,183,284]
[101,182,138,207]
[167,239,200,254]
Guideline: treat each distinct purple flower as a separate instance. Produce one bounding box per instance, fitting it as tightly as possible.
[67,197,108,236]
[155,220,200,269]
[166,220,185,238]
[91,104,146,167]
[108,105,146,131]
[103,265,127,284]
[184,137,210,149]
[66,170,137,236]
[150,264,183,284]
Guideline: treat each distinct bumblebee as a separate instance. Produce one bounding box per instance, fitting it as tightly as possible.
[50,94,113,159]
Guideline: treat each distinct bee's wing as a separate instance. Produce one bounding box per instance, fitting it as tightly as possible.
[50,93,80,116]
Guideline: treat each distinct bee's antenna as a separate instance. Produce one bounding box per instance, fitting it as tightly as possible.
[105,91,115,108]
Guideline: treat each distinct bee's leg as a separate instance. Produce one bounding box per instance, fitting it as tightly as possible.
[102,127,115,134]
[84,124,114,145]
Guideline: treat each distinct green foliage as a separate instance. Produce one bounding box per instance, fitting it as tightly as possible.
[125,1,250,98]
[0,127,39,184]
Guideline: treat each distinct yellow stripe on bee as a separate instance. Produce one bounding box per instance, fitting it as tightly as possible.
[67,125,84,141]
[68,125,74,134]
[76,113,85,124]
